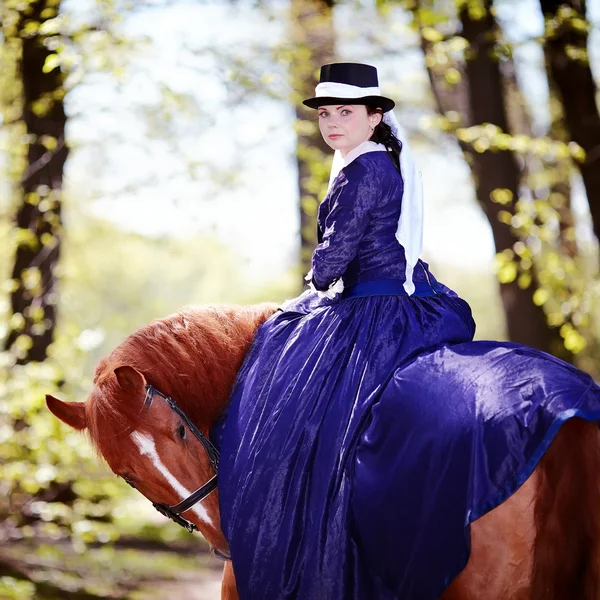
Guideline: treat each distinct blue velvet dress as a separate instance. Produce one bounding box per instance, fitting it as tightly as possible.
[213,149,600,599]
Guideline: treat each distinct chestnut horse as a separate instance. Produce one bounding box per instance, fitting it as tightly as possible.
[47,305,600,600]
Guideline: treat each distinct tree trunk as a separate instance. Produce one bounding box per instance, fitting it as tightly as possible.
[540,0,600,242]
[290,0,335,279]
[460,2,570,355]
[4,0,68,363]
[546,84,578,257]
[416,1,569,356]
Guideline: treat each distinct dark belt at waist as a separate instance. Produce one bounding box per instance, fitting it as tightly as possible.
[343,277,442,299]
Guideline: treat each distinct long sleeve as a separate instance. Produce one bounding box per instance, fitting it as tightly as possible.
[312,160,379,291]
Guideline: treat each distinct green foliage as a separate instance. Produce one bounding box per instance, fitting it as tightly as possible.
[407,0,600,365]
[0,577,36,600]
[0,359,121,544]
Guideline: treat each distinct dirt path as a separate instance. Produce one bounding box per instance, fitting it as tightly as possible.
[140,567,224,599]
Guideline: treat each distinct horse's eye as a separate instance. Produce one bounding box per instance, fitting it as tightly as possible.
[177,424,186,440]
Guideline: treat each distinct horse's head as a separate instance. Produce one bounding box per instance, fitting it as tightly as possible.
[46,303,277,560]
[46,362,231,556]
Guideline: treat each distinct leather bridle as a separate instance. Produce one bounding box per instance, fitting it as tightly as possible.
[124,384,220,535]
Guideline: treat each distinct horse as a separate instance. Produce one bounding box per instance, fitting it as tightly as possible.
[46,304,600,600]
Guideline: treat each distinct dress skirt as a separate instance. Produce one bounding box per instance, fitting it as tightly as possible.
[213,284,600,600]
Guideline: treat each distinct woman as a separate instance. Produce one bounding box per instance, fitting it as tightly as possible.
[214,63,600,599]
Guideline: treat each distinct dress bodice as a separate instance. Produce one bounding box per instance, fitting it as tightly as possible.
[281,149,445,314]
[312,151,432,291]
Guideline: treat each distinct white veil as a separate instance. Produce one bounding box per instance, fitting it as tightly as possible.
[383,110,423,295]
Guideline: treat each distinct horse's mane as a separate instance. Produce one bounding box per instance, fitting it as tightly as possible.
[87,303,276,449]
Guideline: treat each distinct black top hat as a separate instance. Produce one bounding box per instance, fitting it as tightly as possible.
[302,62,395,112]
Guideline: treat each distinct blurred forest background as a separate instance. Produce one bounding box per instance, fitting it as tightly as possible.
[1,0,600,597]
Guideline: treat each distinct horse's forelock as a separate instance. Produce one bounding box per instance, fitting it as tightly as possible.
[93,358,110,384]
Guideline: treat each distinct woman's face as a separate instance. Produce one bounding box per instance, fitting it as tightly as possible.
[317,104,382,157]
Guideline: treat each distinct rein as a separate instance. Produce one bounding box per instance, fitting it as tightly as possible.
[127,384,220,535]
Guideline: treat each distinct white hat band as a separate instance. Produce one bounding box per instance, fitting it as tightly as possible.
[315,82,381,98]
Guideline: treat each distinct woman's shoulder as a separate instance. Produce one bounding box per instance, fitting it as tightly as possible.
[343,151,400,183]
[337,152,402,203]
[325,148,402,204]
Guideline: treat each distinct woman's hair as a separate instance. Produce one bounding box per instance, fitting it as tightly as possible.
[366,105,402,172]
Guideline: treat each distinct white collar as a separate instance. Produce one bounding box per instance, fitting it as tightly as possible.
[343,140,387,166]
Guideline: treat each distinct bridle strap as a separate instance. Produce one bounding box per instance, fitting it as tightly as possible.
[138,384,222,539]
[168,474,218,514]
[143,385,220,472]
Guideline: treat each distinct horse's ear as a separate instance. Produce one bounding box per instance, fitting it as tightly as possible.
[114,366,146,392]
[46,395,87,431]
